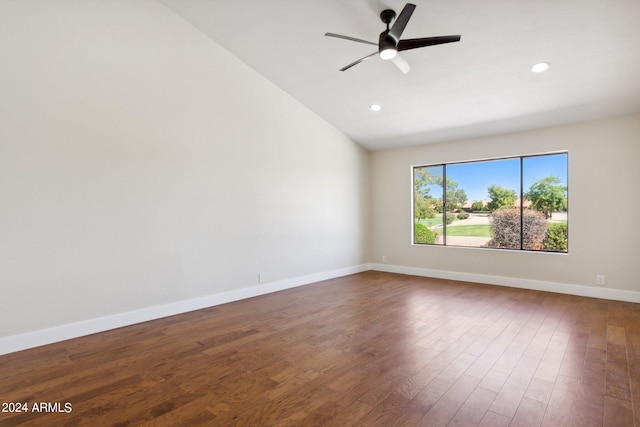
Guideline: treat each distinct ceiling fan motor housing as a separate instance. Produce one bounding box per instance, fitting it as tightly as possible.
[379,9,398,57]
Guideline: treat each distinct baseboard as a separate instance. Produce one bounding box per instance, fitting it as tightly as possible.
[371,263,640,303]
[4,262,636,356]
[0,264,371,356]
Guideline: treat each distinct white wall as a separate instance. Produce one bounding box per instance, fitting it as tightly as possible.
[0,0,369,341]
[371,114,640,295]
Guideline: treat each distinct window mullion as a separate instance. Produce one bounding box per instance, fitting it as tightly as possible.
[442,164,447,246]
[520,157,524,250]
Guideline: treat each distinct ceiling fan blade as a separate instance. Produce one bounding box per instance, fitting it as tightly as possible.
[324,32,377,46]
[391,54,410,74]
[397,35,461,51]
[388,3,416,42]
[339,51,378,71]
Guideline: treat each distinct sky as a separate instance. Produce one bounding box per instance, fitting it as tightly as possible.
[420,153,568,202]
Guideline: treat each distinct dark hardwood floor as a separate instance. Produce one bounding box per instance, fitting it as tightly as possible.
[1,271,638,426]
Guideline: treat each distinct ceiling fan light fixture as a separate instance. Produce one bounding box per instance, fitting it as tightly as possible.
[379,47,397,60]
[531,62,550,73]
[325,3,461,72]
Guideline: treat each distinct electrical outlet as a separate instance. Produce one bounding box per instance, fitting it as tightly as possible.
[382,255,387,264]
[595,275,605,286]
[259,272,265,283]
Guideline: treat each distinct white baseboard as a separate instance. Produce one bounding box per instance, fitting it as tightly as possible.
[0,264,371,356]
[371,263,640,303]
[3,262,637,356]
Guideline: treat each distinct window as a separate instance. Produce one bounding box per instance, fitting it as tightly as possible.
[413,152,568,252]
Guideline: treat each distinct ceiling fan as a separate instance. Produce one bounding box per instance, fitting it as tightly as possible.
[325,3,461,73]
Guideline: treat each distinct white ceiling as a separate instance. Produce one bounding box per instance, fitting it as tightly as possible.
[159,0,640,151]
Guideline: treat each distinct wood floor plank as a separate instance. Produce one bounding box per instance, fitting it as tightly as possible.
[1,271,638,426]
[418,374,481,427]
[510,396,547,427]
[447,386,496,426]
[628,352,640,425]
[604,396,635,427]
[541,375,580,427]
[477,410,511,427]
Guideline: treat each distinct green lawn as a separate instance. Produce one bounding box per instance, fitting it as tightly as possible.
[416,214,456,228]
[445,224,492,237]
[416,216,442,228]
[416,215,565,239]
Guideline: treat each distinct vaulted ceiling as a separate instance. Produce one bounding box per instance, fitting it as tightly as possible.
[160,0,640,151]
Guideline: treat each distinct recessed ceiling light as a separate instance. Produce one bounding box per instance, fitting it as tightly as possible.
[531,62,550,73]
[369,104,382,111]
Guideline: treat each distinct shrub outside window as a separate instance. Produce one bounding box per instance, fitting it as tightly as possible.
[413,153,568,252]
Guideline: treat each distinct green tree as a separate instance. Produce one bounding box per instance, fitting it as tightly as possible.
[413,168,439,222]
[525,176,567,219]
[447,185,468,213]
[414,167,467,218]
[486,185,517,211]
[471,201,485,212]
[414,196,436,223]
[433,175,467,212]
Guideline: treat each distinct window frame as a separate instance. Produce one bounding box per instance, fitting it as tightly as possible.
[412,151,568,253]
